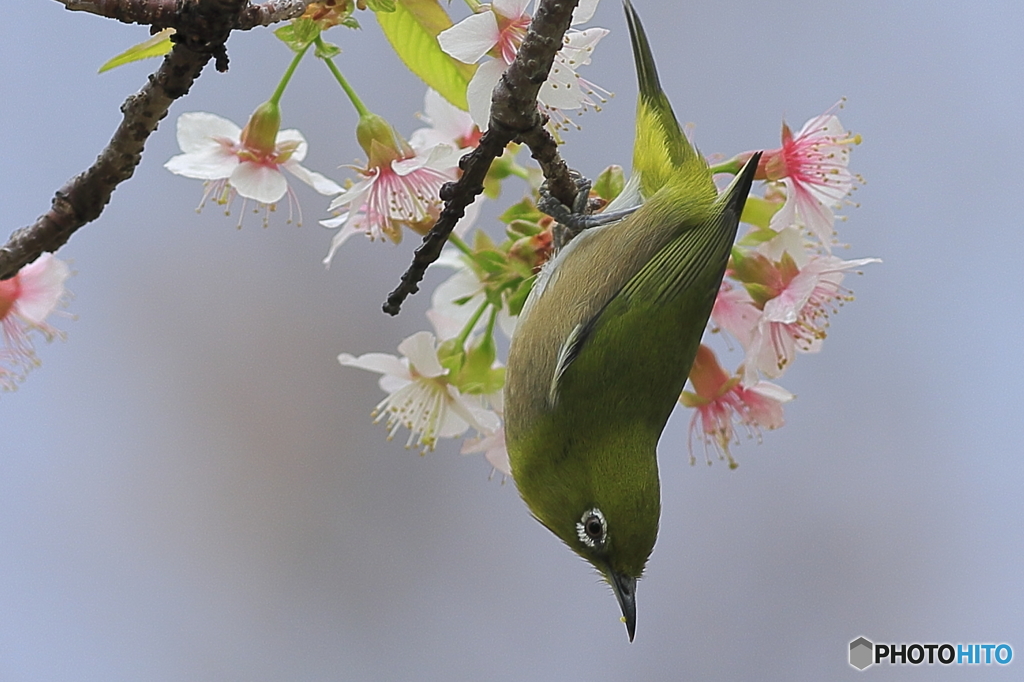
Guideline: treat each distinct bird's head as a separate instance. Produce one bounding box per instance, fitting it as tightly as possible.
[512,427,661,641]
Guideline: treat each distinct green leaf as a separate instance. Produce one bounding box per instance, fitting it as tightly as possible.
[455,333,505,395]
[374,0,475,111]
[472,229,496,251]
[98,28,174,73]
[474,250,508,275]
[505,219,543,239]
[736,225,779,247]
[315,40,342,59]
[593,165,625,201]
[739,195,781,230]
[366,0,397,10]
[499,198,542,225]
[275,18,321,52]
[506,277,535,317]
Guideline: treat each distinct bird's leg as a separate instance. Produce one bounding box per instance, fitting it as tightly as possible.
[539,170,638,249]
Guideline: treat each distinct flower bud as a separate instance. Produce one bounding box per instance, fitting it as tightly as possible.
[356,112,408,167]
[239,101,282,157]
[680,345,737,406]
[509,231,553,271]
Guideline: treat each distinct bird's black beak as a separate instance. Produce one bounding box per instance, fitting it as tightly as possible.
[609,571,637,641]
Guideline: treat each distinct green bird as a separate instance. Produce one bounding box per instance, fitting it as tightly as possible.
[503,0,761,641]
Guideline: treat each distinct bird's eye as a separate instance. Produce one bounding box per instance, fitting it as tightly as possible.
[576,508,607,548]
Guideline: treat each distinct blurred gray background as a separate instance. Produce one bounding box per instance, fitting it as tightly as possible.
[2,1,1022,680]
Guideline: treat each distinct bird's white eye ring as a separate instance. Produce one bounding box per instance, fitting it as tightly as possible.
[577,508,607,548]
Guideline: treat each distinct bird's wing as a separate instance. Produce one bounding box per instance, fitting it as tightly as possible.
[549,157,760,426]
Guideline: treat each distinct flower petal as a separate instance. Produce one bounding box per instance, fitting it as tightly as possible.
[746,380,795,403]
[283,160,343,195]
[411,88,476,152]
[165,147,239,180]
[712,286,759,349]
[466,59,506,129]
[175,112,241,153]
[14,255,70,324]
[461,428,511,476]
[571,0,600,24]
[339,351,410,379]
[229,162,288,203]
[397,331,446,378]
[538,28,608,110]
[391,144,460,176]
[494,0,531,20]
[438,11,500,64]
[327,174,375,212]
[428,265,484,339]
[321,216,362,266]
[763,270,818,324]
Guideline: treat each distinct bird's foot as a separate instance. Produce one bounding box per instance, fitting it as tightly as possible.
[539,171,637,249]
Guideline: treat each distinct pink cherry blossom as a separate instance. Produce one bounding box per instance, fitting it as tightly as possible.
[756,105,860,247]
[710,281,760,350]
[0,254,71,391]
[321,101,485,265]
[438,0,608,129]
[462,425,511,478]
[439,0,533,69]
[715,253,879,382]
[680,345,793,467]
[320,144,461,264]
[409,89,481,154]
[165,111,341,224]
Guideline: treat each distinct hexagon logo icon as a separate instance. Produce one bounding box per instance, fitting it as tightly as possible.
[850,637,874,670]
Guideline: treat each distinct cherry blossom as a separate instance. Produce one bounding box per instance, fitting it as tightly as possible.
[681,345,793,467]
[426,250,517,341]
[715,252,879,382]
[438,0,608,129]
[755,105,860,246]
[339,331,500,453]
[409,88,481,153]
[321,143,462,264]
[165,108,340,224]
[0,254,71,391]
[462,424,511,477]
[321,99,487,265]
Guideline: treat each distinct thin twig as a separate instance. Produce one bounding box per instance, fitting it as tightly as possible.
[383,0,581,315]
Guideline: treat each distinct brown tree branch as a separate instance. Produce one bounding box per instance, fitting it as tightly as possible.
[0,0,302,281]
[383,0,581,315]
[236,0,309,28]
[56,0,309,30]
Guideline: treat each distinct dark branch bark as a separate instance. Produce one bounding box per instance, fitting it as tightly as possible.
[0,0,300,280]
[236,0,309,28]
[56,0,309,30]
[383,0,581,315]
